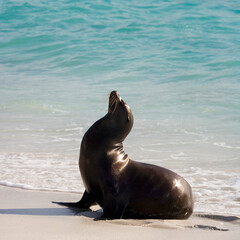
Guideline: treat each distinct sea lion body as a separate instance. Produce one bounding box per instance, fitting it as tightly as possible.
[54,91,193,219]
[78,91,193,219]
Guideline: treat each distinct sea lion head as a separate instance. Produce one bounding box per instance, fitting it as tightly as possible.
[107,91,133,142]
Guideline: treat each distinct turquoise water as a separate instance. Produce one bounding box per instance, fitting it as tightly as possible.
[0,0,240,215]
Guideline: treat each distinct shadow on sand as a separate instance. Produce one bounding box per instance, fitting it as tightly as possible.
[0,206,102,218]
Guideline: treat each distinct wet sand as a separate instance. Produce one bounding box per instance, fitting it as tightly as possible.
[0,185,239,240]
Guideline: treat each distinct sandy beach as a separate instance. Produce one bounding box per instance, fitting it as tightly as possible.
[0,185,239,240]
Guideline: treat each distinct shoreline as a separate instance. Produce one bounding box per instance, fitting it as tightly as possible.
[1,185,239,240]
[1,183,239,218]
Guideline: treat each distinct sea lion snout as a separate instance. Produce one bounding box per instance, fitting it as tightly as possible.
[108,90,127,113]
[109,91,120,113]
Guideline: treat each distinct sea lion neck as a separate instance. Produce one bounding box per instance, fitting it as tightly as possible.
[82,116,126,149]
[113,142,127,157]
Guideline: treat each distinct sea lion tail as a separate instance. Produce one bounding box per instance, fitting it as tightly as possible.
[52,201,86,208]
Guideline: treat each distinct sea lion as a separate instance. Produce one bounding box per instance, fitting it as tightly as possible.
[54,91,193,219]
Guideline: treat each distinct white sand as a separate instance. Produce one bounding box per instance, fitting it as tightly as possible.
[0,185,239,240]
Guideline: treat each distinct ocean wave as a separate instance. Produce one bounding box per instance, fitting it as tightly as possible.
[214,142,240,149]
[0,152,239,215]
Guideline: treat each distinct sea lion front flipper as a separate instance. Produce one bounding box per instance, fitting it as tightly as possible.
[52,190,96,209]
[101,193,127,219]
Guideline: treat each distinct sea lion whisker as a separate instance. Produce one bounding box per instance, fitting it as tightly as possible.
[109,92,120,113]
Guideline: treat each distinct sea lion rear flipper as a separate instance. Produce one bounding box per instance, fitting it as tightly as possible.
[52,190,96,209]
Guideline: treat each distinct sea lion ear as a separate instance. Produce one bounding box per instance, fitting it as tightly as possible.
[127,115,130,122]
